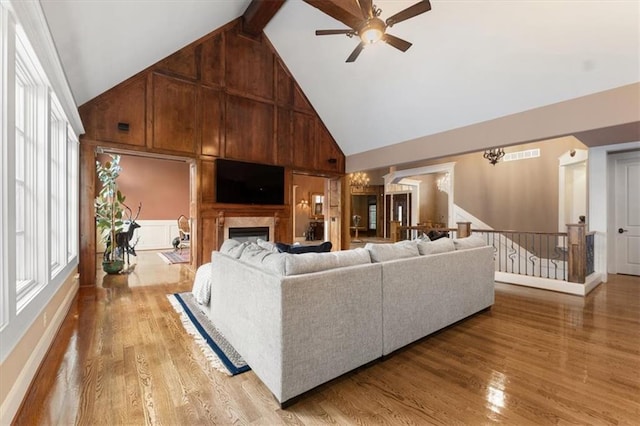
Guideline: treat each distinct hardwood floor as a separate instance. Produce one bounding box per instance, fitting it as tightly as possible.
[14,253,640,425]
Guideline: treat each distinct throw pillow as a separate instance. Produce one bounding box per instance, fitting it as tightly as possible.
[414,232,431,242]
[364,240,420,263]
[417,237,455,255]
[453,235,487,250]
[219,238,241,254]
[289,241,332,254]
[276,241,332,254]
[239,242,269,262]
[427,230,450,241]
[219,239,249,259]
[256,238,278,253]
[239,242,286,275]
[275,242,291,253]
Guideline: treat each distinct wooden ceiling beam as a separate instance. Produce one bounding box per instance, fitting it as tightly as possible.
[302,0,364,30]
[241,0,287,37]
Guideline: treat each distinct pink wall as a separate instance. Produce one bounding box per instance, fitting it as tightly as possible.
[97,154,190,220]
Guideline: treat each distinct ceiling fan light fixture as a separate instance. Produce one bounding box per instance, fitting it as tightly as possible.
[359,17,385,44]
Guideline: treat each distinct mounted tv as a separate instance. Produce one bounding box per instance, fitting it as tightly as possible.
[216,159,285,205]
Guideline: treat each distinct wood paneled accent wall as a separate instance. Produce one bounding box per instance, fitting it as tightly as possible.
[78,20,345,286]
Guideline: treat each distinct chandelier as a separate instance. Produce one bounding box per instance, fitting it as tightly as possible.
[436,172,450,193]
[483,148,506,165]
[349,171,370,188]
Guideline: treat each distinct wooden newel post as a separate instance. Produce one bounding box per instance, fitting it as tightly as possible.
[567,223,586,283]
[457,222,472,238]
[390,221,400,242]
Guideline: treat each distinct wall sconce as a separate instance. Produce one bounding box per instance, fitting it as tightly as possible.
[483,148,505,165]
[298,199,309,208]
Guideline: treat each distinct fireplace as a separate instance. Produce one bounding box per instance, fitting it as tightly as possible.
[222,216,275,243]
[228,226,269,243]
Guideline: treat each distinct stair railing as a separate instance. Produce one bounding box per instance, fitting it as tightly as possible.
[391,222,594,284]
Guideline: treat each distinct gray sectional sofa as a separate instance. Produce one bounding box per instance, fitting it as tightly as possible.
[204,236,495,406]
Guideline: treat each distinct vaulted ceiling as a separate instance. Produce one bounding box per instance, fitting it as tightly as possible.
[40,0,639,170]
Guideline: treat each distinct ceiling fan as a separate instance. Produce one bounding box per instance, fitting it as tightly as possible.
[314,0,432,62]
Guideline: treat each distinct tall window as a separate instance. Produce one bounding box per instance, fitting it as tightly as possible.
[67,126,79,262]
[8,22,79,309]
[14,48,40,299]
[50,95,67,276]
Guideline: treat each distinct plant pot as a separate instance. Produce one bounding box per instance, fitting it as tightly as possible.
[102,260,124,275]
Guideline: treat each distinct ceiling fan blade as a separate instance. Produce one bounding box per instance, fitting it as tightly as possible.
[359,0,373,18]
[382,33,412,52]
[303,0,362,30]
[346,42,366,63]
[386,0,431,27]
[316,29,354,36]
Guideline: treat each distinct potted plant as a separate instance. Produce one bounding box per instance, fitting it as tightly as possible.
[95,154,126,274]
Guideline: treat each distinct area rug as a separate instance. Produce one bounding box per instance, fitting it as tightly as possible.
[168,292,250,376]
[158,250,189,264]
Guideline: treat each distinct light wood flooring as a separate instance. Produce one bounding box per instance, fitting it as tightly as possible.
[14,251,640,425]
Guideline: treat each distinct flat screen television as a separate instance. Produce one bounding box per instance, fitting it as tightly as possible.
[215,159,285,205]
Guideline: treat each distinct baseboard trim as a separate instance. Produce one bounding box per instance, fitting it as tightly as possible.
[495,271,603,296]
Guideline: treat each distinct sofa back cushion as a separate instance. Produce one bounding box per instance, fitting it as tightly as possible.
[453,235,487,250]
[365,240,420,263]
[284,248,371,276]
[417,237,455,255]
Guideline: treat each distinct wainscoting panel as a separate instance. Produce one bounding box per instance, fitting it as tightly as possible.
[96,220,179,252]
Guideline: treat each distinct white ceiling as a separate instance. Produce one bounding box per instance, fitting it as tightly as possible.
[41,0,640,157]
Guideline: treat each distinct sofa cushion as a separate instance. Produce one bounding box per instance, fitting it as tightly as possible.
[219,239,249,259]
[284,248,371,276]
[453,235,487,250]
[365,240,420,263]
[417,237,455,255]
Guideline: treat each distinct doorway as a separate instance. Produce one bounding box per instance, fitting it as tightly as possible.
[292,174,328,243]
[558,149,588,232]
[94,147,196,284]
[383,163,455,238]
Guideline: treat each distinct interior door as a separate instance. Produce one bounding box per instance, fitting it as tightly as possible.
[615,153,640,276]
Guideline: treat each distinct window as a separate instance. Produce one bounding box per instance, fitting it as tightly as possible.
[67,126,79,262]
[50,94,67,276]
[14,38,44,300]
[368,204,377,230]
[3,17,80,310]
